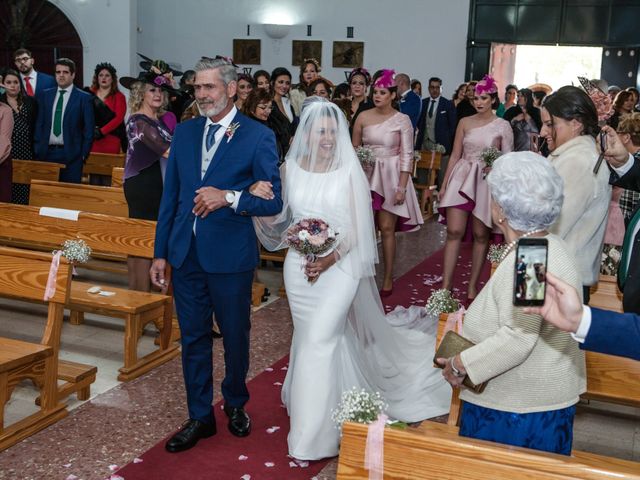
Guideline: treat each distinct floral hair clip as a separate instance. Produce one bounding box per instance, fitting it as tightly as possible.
[577,76,614,124]
[373,69,396,89]
[303,58,321,72]
[475,75,498,95]
[153,75,170,87]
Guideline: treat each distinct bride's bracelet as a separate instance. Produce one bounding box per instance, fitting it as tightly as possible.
[395,186,407,194]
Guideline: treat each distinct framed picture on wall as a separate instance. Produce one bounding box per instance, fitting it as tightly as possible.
[332,41,364,68]
[292,40,322,66]
[233,39,261,65]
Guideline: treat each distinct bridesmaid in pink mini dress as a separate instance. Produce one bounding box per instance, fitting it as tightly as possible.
[439,75,513,299]
[352,70,423,295]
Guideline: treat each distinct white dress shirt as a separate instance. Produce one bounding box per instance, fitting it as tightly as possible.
[572,306,592,343]
[194,106,241,233]
[49,84,73,145]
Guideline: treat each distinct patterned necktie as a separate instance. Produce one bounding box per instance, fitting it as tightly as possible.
[24,76,34,96]
[53,90,67,137]
[206,123,221,151]
[428,99,435,118]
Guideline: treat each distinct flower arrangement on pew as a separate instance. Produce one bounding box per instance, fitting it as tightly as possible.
[425,288,461,316]
[487,243,508,265]
[57,238,92,264]
[332,387,407,432]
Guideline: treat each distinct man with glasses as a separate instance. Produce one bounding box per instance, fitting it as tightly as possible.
[13,48,56,97]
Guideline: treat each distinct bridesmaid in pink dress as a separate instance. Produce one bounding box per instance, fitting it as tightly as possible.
[439,75,513,299]
[352,70,423,295]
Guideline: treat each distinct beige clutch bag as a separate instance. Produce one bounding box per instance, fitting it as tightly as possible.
[433,330,487,393]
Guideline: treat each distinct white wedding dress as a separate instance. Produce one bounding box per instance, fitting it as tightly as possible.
[255,99,451,461]
[281,161,451,460]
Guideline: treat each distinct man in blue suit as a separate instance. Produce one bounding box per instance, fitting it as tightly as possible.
[13,48,56,97]
[396,73,421,130]
[34,58,94,183]
[525,272,639,361]
[150,57,282,453]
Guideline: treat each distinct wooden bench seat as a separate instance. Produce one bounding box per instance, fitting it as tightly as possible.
[83,152,125,178]
[338,420,640,479]
[0,247,95,451]
[29,179,129,217]
[12,159,65,184]
[413,150,441,219]
[0,203,178,382]
[111,167,124,188]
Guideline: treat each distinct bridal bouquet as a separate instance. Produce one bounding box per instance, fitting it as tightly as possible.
[356,145,376,169]
[331,387,387,429]
[425,288,461,316]
[480,146,502,179]
[286,218,338,258]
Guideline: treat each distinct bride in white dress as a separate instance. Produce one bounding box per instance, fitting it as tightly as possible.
[253,98,450,460]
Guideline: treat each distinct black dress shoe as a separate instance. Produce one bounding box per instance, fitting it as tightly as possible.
[223,405,251,437]
[165,419,216,453]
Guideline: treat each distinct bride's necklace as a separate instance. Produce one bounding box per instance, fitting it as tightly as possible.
[499,229,546,263]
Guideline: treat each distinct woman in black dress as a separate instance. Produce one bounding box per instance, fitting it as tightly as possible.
[1,69,37,203]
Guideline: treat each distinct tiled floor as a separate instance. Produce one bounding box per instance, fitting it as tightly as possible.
[0,219,638,480]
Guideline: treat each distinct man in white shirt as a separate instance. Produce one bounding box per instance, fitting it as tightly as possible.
[33,58,94,183]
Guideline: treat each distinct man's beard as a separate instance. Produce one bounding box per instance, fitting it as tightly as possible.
[197,96,228,117]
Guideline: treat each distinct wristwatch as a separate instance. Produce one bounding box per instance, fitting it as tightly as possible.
[224,191,236,205]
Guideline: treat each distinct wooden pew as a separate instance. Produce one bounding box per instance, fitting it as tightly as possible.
[0,203,178,382]
[29,179,129,217]
[83,152,125,177]
[337,420,640,479]
[11,160,65,205]
[111,167,124,188]
[413,150,441,219]
[0,246,95,451]
[12,159,65,184]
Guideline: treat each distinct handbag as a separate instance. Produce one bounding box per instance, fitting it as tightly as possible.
[433,330,487,393]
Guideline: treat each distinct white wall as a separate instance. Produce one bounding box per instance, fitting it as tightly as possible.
[136,0,470,97]
[50,0,137,86]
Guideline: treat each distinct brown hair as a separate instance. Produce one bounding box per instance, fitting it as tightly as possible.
[617,112,640,147]
[91,66,119,96]
[613,90,634,113]
[242,88,273,118]
[55,57,76,74]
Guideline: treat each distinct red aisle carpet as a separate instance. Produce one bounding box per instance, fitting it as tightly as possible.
[116,245,487,480]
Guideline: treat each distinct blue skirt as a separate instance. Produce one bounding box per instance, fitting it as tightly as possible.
[459,402,576,455]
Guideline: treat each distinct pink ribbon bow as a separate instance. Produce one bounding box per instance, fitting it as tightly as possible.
[364,413,388,480]
[441,305,466,342]
[44,251,62,301]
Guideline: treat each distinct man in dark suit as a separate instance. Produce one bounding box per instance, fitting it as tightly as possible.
[150,57,282,453]
[525,272,639,361]
[516,255,527,299]
[415,77,457,154]
[415,77,457,185]
[601,125,640,314]
[13,48,56,97]
[396,73,421,130]
[34,58,94,183]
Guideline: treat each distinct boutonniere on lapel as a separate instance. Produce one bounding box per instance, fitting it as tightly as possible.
[225,122,240,143]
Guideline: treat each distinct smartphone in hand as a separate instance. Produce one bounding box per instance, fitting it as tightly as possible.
[513,238,548,306]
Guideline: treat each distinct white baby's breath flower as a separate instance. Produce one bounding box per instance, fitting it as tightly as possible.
[298,230,310,241]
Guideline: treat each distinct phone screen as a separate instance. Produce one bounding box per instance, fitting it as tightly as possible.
[514,238,548,306]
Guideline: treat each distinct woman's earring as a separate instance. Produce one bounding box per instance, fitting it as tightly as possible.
[498,217,504,224]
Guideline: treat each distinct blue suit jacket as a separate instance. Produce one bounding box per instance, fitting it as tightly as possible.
[583,307,640,361]
[154,112,282,273]
[415,96,457,153]
[20,71,56,97]
[34,86,95,162]
[399,90,421,130]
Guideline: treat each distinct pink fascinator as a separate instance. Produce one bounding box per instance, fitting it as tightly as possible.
[577,76,614,124]
[373,69,396,89]
[475,75,498,95]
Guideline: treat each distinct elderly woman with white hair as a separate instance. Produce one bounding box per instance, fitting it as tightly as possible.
[438,151,586,455]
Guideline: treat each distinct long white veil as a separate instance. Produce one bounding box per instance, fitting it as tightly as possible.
[254,97,450,422]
